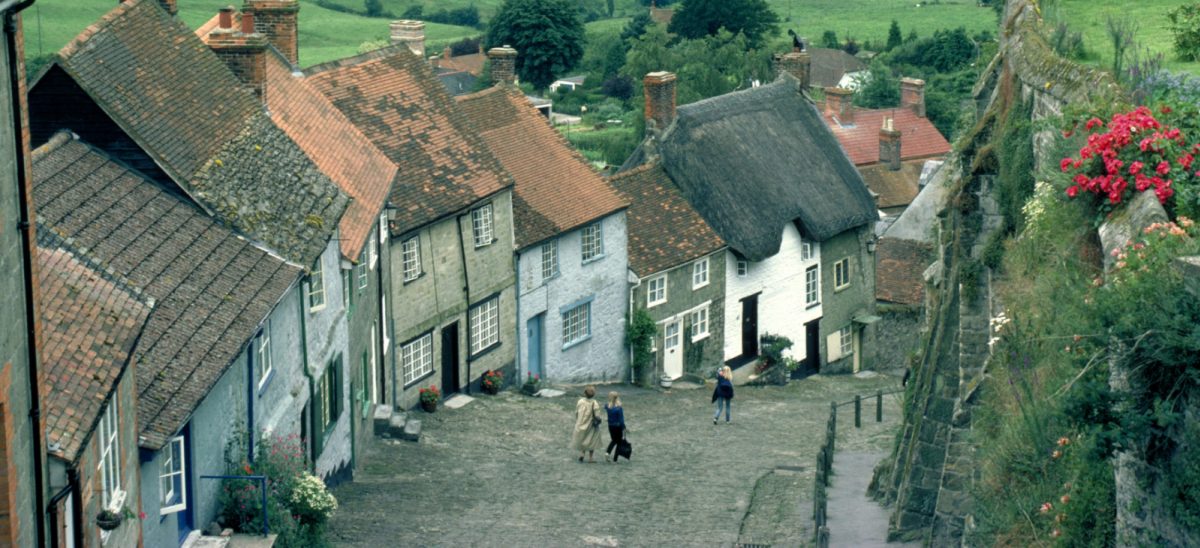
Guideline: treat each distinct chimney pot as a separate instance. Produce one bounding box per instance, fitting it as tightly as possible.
[487,46,519,85]
[643,71,677,130]
[879,119,903,171]
[823,87,855,126]
[209,8,269,103]
[900,77,926,118]
[218,7,233,29]
[241,12,256,34]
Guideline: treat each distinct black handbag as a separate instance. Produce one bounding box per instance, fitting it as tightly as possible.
[615,438,632,460]
[591,402,602,427]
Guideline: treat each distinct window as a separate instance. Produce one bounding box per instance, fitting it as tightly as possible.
[402,237,421,282]
[562,301,591,346]
[802,240,812,261]
[647,276,667,307]
[356,252,368,292]
[691,307,709,340]
[471,204,494,247]
[98,399,121,510]
[840,325,854,357]
[160,436,186,514]
[541,240,558,280]
[256,321,273,390]
[369,229,378,269]
[308,258,326,312]
[381,295,390,351]
[692,258,709,289]
[581,222,603,261]
[319,357,341,430]
[834,258,851,290]
[469,297,500,354]
[805,265,820,306]
[737,261,748,277]
[379,213,388,245]
[401,333,433,386]
[341,269,351,308]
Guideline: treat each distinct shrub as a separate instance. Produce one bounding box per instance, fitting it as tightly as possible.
[1167,3,1200,62]
[1163,423,1200,531]
[982,230,1006,270]
[820,30,838,49]
[601,76,634,101]
[291,473,338,525]
[449,36,483,57]
[996,93,1035,233]
[364,0,384,17]
[625,308,658,383]
[1047,23,1086,61]
[357,38,389,55]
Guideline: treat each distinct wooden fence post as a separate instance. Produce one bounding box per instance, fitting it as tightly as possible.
[817,525,830,548]
[854,395,861,428]
[877,389,884,422]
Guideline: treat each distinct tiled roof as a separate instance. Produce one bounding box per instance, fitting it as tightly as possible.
[456,86,626,249]
[38,243,150,464]
[875,237,933,305]
[858,159,924,209]
[437,69,479,96]
[650,7,675,26]
[32,134,301,451]
[434,52,485,76]
[304,46,514,235]
[265,52,398,261]
[605,163,724,277]
[54,0,348,266]
[806,48,867,89]
[821,107,951,166]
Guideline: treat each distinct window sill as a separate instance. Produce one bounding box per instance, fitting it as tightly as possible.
[402,368,435,390]
[561,334,592,351]
[257,369,275,396]
[581,254,606,265]
[692,281,709,291]
[309,303,327,314]
[691,332,710,344]
[402,271,425,286]
[541,272,561,286]
[647,300,666,308]
[806,302,821,310]
[834,284,850,293]
[475,239,495,249]
[468,341,502,362]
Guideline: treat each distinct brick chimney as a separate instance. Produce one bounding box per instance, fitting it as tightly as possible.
[242,1,300,67]
[209,9,270,102]
[644,71,676,130]
[780,51,811,90]
[900,77,926,118]
[443,46,453,60]
[824,87,855,126]
[155,0,178,15]
[391,20,426,57]
[488,46,517,85]
[879,118,902,171]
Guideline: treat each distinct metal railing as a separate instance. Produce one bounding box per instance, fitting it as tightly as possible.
[199,475,269,537]
[812,388,904,548]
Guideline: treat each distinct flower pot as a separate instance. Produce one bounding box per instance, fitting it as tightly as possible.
[96,513,122,531]
[660,375,673,389]
[482,384,500,395]
[421,400,437,413]
[521,383,539,396]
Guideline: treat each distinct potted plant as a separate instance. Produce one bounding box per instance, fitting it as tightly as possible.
[521,372,540,396]
[419,385,441,412]
[481,370,502,395]
[96,508,122,531]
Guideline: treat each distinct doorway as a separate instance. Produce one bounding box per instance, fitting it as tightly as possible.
[792,319,822,379]
[527,314,543,379]
[740,294,759,359]
[441,322,460,396]
[176,423,194,545]
[663,319,683,379]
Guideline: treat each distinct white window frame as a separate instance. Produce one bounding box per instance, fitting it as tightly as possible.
[581,222,604,262]
[690,306,709,342]
[541,239,559,280]
[381,295,390,351]
[647,275,667,307]
[159,435,186,515]
[805,265,820,306]
[98,399,122,511]
[256,321,273,390]
[840,325,854,357]
[370,324,378,404]
[736,260,748,277]
[834,258,851,290]
[356,252,368,291]
[308,259,327,312]
[369,229,378,269]
[401,333,433,386]
[472,204,494,247]
[379,213,388,245]
[692,258,709,289]
[469,297,500,355]
[402,237,421,282]
[561,300,591,347]
[320,369,335,428]
[341,269,351,308]
[802,240,812,261]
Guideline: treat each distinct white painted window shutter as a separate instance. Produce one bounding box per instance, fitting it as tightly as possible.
[826,332,842,362]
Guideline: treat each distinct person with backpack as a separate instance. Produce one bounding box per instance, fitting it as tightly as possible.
[713,366,734,424]
[604,392,628,462]
[572,386,604,462]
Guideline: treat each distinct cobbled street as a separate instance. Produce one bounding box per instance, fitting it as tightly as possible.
[328,374,905,548]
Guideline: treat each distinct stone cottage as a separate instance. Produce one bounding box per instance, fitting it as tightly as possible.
[304,45,519,409]
[606,163,727,383]
[456,74,629,384]
[620,69,880,376]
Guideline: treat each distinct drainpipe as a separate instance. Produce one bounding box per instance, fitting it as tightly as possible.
[297,289,314,470]
[455,214,471,395]
[513,250,521,387]
[247,344,254,462]
[5,2,46,546]
[628,275,641,384]
[46,483,68,548]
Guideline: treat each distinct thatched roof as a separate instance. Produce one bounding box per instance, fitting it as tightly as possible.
[629,78,877,261]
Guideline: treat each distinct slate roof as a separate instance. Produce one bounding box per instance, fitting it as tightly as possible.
[858,159,924,209]
[456,86,626,250]
[32,133,301,451]
[875,237,932,305]
[606,163,724,277]
[821,106,951,166]
[53,0,348,266]
[38,242,150,464]
[625,78,877,261]
[304,46,514,235]
[806,48,867,89]
[434,52,485,76]
[437,69,479,96]
[264,52,398,261]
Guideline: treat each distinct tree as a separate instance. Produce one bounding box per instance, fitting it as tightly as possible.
[821,30,839,49]
[606,0,614,18]
[667,0,780,47]
[603,39,626,78]
[853,59,900,109]
[621,11,655,44]
[887,20,902,51]
[602,76,635,100]
[843,37,859,56]
[364,0,384,17]
[486,0,586,92]
[622,25,764,104]
[402,5,423,19]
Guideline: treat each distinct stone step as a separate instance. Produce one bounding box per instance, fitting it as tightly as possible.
[386,411,409,438]
[373,404,392,436]
[400,418,421,442]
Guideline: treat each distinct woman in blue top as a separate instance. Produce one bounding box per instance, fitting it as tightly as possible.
[604,392,627,462]
[713,366,734,424]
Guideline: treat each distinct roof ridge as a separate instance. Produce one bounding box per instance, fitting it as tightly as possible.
[302,44,412,77]
[58,0,144,59]
[605,160,660,181]
[31,130,73,163]
[453,83,507,102]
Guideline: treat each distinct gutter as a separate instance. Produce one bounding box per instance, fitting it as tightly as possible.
[46,466,82,548]
[6,2,47,546]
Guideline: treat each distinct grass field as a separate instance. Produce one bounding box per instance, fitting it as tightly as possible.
[1054,0,1198,74]
[766,0,997,48]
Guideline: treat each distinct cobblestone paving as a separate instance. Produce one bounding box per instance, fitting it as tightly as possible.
[328,374,906,548]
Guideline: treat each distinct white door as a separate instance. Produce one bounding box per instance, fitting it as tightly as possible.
[664,320,683,379]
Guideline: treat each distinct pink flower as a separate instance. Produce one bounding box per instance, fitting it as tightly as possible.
[1052,450,1063,458]
[1040,502,1053,513]
[1061,158,1074,172]
[1157,161,1171,175]
[1052,529,1061,537]
[1061,494,1071,503]
[1129,161,1144,175]
[1066,186,1078,197]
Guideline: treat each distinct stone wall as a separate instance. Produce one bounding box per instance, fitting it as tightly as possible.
[874,304,924,373]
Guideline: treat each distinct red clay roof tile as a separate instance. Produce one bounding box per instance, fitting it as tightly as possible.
[875,237,933,305]
[821,107,951,166]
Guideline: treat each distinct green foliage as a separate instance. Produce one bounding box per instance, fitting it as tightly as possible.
[1047,22,1087,62]
[996,94,1035,233]
[886,20,902,51]
[667,0,780,47]
[620,11,654,43]
[1104,13,1137,78]
[958,259,982,303]
[982,229,1006,271]
[357,38,389,54]
[566,124,638,166]
[759,332,800,371]
[472,59,494,92]
[1163,422,1200,532]
[851,59,899,109]
[625,308,659,383]
[486,0,586,91]
[363,0,383,17]
[886,27,975,73]
[1167,3,1200,63]
[621,25,767,105]
[820,30,838,49]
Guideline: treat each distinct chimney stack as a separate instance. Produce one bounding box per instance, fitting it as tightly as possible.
[444,46,453,60]
[488,46,518,85]
[879,118,902,171]
[780,51,811,90]
[900,77,926,118]
[242,1,300,67]
[156,0,178,15]
[209,8,270,102]
[391,20,426,58]
[644,71,676,130]
[824,87,855,126]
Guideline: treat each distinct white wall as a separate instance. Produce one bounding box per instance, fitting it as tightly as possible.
[723,222,822,361]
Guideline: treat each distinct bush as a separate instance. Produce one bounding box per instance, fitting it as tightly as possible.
[291,473,338,525]
[982,230,1006,271]
[996,94,1034,233]
[449,36,483,57]
[1167,3,1200,62]
[887,27,975,72]
[1047,23,1086,61]
[565,126,639,166]
[601,76,634,101]
[357,38,389,55]
[625,308,658,384]
[364,0,383,17]
[1163,422,1200,531]
[820,30,838,49]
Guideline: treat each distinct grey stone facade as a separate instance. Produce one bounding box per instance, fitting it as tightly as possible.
[303,236,353,480]
[517,212,630,384]
[819,225,879,374]
[346,221,393,475]
[389,190,517,409]
[631,250,727,384]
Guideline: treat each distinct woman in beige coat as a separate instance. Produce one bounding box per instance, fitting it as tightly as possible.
[571,386,604,462]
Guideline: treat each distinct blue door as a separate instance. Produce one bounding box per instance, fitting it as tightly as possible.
[527,314,543,379]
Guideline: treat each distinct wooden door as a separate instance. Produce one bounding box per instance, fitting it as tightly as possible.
[664,319,683,379]
[441,322,460,395]
[527,314,543,379]
[741,294,759,358]
[792,319,822,379]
